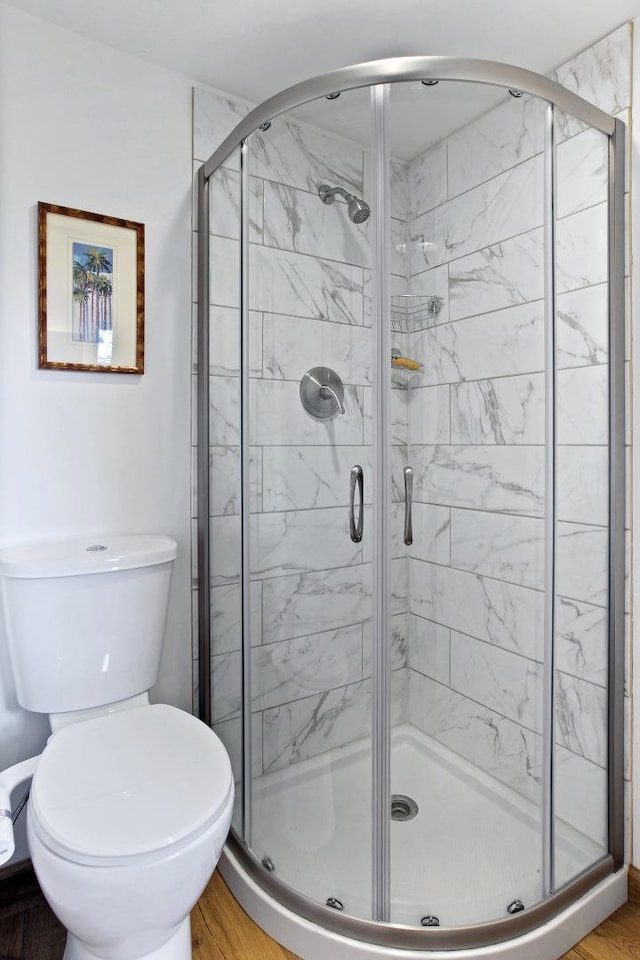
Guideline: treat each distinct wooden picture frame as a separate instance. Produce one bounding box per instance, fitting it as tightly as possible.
[38,202,145,374]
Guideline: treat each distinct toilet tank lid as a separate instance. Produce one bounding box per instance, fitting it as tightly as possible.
[0,535,177,579]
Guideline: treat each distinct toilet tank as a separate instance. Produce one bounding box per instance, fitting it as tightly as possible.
[0,535,177,714]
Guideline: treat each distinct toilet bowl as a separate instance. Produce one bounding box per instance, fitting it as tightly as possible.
[28,704,234,960]
[0,536,234,960]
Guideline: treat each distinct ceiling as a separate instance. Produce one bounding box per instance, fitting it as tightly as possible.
[4,0,637,160]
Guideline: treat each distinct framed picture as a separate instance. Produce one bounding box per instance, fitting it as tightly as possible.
[38,202,145,374]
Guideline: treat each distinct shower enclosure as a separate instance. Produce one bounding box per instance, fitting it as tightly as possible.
[196,57,625,955]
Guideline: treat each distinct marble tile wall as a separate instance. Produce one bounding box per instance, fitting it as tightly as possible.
[193,22,632,854]
[404,24,632,849]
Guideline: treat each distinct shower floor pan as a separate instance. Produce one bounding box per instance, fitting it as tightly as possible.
[249,723,604,928]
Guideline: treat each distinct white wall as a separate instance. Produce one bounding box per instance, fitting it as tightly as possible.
[0,0,194,819]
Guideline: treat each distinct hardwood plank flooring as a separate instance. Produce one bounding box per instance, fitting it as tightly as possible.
[192,871,297,960]
[0,866,65,960]
[193,870,640,960]
[3,864,640,960]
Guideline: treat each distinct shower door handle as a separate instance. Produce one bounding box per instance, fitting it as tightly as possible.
[403,466,413,546]
[349,465,364,543]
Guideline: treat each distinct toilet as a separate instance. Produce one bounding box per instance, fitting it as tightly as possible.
[0,535,234,960]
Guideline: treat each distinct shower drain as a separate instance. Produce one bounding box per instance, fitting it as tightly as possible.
[391,794,419,821]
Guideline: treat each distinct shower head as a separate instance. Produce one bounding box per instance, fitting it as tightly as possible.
[318,183,371,224]
[347,196,371,224]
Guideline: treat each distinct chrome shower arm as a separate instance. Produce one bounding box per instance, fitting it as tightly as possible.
[319,184,354,205]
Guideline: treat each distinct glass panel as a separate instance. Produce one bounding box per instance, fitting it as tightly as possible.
[207,145,244,835]
[244,88,375,921]
[553,108,609,887]
[388,80,547,926]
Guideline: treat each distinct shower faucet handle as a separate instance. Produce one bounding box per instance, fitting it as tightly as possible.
[300,367,345,420]
[319,384,345,415]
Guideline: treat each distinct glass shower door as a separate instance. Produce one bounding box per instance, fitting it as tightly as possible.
[240,89,377,920]
[386,79,548,926]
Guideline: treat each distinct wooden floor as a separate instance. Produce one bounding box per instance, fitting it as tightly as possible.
[2,864,640,960]
[0,866,66,960]
[192,869,640,960]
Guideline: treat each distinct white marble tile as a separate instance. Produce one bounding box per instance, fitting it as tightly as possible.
[210,580,262,655]
[209,514,240,586]
[450,631,543,734]
[449,229,544,322]
[410,155,543,272]
[555,672,607,767]
[409,559,543,662]
[210,236,365,324]
[450,509,543,591]
[390,217,408,278]
[556,284,608,369]
[252,625,363,712]
[557,366,608,444]
[209,306,262,378]
[193,87,251,164]
[252,380,364,446]
[262,678,370,772]
[408,141,447,219]
[407,503,450,565]
[263,181,370,269]
[251,242,365,324]
[556,203,608,294]
[209,375,240,446]
[550,24,632,139]
[557,127,608,219]
[209,236,240,308]
[209,445,261,516]
[250,116,364,196]
[391,160,410,222]
[362,614,409,678]
[411,445,544,517]
[262,313,371,385]
[392,556,409,617]
[555,746,607,846]
[261,671,406,772]
[211,649,241,721]
[451,374,544,445]
[250,507,363,581]
[447,95,544,197]
[407,384,450,443]
[211,509,366,585]
[556,522,608,607]
[209,167,263,242]
[362,158,409,224]
[418,301,544,387]
[408,616,450,685]
[408,264,449,327]
[391,388,410,445]
[556,596,607,688]
[262,445,372,512]
[408,672,542,802]
[557,446,607,526]
[262,564,372,645]
[213,713,263,782]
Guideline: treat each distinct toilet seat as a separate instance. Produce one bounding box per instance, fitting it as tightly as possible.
[29,703,233,866]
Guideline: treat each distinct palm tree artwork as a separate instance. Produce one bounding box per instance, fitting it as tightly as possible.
[72,242,113,342]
